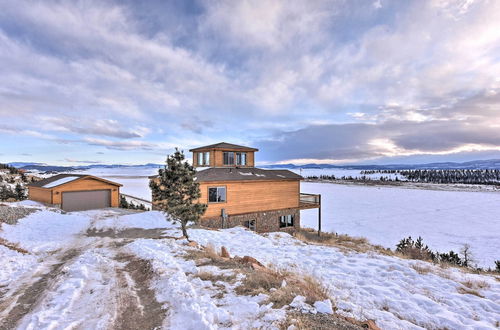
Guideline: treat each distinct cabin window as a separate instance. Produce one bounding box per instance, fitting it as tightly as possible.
[279,215,294,228]
[245,219,256,231]
[223,152,235,165]
[198,152,210,166]
[208,186,226,203]
[236,152,246,166]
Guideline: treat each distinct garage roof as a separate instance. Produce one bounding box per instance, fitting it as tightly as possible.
[29,174,122,188]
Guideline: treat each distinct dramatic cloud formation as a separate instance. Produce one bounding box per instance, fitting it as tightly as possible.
[0,0,499,165]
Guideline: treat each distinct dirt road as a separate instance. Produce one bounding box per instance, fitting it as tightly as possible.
[0,210,168,330]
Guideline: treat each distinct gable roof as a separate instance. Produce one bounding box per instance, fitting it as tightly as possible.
[194,167,302,182]
[189,142,258,152]
[29,174,122,189]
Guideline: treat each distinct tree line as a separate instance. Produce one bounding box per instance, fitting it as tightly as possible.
[307,169,500,185]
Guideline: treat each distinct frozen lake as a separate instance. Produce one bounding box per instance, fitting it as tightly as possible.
[301,182,500,268]
[78,167,500,268]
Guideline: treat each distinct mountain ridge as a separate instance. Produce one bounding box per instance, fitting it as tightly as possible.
[6,159,500,171]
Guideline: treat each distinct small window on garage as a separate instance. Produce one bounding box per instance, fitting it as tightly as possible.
[279,215,294,228]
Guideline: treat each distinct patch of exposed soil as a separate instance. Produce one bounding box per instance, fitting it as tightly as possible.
[0,205,38,226]
[86,228,168,239]
[282,312,364,330]
[113,254,167,330]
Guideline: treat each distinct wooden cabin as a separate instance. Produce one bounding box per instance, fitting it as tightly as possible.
[152,142,320,233]
[28,174,122,212]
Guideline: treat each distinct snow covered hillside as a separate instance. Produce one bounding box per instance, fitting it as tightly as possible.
[0,204,499,329]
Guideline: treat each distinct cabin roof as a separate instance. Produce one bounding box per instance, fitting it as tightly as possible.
[194,167,302,182]
[189,142,258,152]
[29,174,122,188]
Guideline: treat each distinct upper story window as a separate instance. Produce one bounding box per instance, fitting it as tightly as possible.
[236,152,246,166]
[198,152,210,166]
[223,152,235,165]
[208,186,226,203]
[223,151,246,166]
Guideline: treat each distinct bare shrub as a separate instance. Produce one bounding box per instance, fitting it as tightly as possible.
[293,228,392,255]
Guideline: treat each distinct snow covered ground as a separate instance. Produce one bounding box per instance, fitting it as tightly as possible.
[0,205,499,329]
[189,226,500,329]
[300,182,500,268]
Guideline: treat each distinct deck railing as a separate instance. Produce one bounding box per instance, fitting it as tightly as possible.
[299,193,321,208]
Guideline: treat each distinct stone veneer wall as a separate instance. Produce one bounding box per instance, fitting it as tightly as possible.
[200,208,300,233]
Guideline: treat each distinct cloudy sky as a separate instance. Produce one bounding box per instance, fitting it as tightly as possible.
[1,0,499,166]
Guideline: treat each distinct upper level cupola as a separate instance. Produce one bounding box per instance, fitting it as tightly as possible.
[189,142,258,168]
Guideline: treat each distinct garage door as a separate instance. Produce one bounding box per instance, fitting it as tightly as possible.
[62,190,111,212]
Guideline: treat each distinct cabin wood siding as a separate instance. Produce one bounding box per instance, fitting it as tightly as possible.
[28,186,52,204]
[50,178,120,207]
[199,180,300,218]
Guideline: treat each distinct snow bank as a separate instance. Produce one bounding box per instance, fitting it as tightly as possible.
[189,227,500,329]
[0,245,37,286]
[92,211,175,231]
[0,210,92,253]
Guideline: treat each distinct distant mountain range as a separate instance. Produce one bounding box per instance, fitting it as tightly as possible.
[7,159,500,172]
[260,159,500,170]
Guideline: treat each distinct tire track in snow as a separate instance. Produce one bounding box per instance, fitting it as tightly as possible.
[0,248,82,330]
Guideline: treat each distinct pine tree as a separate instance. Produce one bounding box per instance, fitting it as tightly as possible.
[15,183,25,200]
[150,148,207,240]
[119,195,129,208]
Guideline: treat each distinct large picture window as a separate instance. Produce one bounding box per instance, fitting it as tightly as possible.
[279,215,294,228]
[223,152,235,165]
[208,186,226,203]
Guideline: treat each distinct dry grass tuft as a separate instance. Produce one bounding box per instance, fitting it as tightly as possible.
[411,264,432,275]
[235,268,288,296]
[0,238,29,254]
[457,278,490,298]
[293,228,393,255]
[194,271,236,283]
[267,274,331,308]
[279,311,364,330]
[461,279,490,290]
[457,286,484,298]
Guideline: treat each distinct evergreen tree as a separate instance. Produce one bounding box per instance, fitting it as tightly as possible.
[119,195,129,208]
[150,148,207,240]
[15,183,25,200]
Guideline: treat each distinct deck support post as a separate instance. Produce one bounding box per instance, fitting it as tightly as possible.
[318,194,322,237]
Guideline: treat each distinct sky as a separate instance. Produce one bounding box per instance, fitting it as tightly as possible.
[0,0,499,166]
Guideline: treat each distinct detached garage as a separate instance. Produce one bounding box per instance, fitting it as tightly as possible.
[28,174,122,211]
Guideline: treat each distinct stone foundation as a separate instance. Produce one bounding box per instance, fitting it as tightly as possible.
[200,208,300,233]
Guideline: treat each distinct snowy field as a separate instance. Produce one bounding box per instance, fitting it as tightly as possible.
[56,167,500,268]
